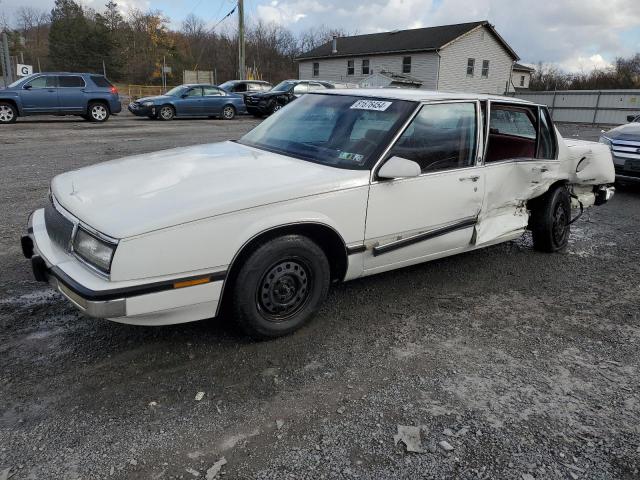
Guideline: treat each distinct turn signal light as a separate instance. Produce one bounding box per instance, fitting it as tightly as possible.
[173,277,210,289]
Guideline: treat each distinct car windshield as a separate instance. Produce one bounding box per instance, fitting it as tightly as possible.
[7,75,33,88]
[238,94,417,170]
[217,81,235,90]
[165,86,187,96]
[271,81,295,92]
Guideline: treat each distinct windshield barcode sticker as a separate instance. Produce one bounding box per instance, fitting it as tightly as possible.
[350,100,392,111]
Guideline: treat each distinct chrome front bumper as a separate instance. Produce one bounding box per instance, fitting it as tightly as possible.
[22,212,126,318]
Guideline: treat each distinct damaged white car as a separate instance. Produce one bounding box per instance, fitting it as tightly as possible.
[21,90,615,338]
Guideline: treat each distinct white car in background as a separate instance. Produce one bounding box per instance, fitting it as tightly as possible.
[22,90,615,338]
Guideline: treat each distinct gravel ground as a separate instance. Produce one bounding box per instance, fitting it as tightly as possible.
[1,115,639,480]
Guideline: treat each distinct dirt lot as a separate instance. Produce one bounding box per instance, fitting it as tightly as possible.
[1,115,639,479]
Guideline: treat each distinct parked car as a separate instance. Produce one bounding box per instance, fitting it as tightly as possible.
[127,84,246,120]
[600,116,640,182]
[218,80,272,97]
[0,72,121,124]
[22,90,615,338]
[244,79,335,117]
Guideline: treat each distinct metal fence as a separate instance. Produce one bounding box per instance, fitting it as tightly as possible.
[510,90,640,125]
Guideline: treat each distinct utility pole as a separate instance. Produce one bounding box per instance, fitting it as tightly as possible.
[1,32,14,86]
[238,0,245,80]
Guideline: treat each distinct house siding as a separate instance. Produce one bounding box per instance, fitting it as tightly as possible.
[298,52,439,90]
[509,70,531,91]
[437,25,514,94]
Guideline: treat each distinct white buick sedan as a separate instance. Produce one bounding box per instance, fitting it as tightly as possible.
[22,90,615,338]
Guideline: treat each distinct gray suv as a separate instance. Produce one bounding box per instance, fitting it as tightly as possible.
[0,72,122,124]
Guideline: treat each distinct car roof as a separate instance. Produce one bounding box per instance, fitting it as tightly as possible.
[321,88,536,104]
[32,72,102,76]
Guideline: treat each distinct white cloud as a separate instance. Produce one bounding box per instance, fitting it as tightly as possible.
[251,0,640,72]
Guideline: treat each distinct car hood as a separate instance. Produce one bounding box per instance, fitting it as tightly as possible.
[604,122,640,141]
[136,95,173,103]
[51,141,369,239]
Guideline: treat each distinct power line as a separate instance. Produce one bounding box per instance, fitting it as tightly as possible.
[192,3,237,71]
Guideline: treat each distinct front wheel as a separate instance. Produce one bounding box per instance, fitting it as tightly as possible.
[221,105,236,120]
[530,184,571,252]
[232,235,330,339]
[0,102,18,124]
[158,105,175,121]
[88,102,110,122]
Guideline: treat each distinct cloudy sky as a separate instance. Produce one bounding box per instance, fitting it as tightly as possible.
[2,0,639,72]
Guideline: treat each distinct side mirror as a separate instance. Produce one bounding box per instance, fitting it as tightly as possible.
[181,93,189,98]
[23,84,32,90]
[627,115,638,123]
[378,156,421,179]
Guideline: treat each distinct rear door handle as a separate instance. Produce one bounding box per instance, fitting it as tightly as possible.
[459,175,480,182]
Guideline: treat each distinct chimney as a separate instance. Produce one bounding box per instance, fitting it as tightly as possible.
[331,36,338,54]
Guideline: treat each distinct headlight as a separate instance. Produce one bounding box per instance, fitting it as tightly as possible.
[142,101,154,107]
[73,228,116,274]
[599,136,612,148]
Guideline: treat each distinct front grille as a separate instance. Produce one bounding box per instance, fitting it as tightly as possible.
[44,201,75,251]
[611,139,640,161]
[614,165,640,178]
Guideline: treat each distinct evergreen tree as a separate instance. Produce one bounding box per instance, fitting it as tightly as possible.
[49,0,89,70]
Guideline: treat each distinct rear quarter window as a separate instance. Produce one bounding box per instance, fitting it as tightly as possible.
[90,76,113,88]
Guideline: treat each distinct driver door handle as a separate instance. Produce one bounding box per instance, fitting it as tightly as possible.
[459,175,480,182]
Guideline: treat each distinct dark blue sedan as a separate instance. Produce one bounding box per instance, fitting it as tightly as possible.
[128,84,246,120]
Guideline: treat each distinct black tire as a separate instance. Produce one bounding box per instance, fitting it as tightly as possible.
[158,104,175,121]
[530,184,571,252]
[0,101,18,124]
[221,104,236,120]
[232,235,330,339]
[270,102,283,114]
[87,102,110,122]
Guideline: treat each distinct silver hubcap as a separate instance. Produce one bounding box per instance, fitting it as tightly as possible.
[91,105,107,121]
[0,105,14,122]
[223,106,234,119]
[161,107,173,120]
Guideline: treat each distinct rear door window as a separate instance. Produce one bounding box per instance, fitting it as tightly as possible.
[58,76,85,88]
[485,104,538,162]
[203,86,223,96]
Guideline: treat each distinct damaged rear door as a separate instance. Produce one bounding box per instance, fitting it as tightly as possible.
[475,103,560,245]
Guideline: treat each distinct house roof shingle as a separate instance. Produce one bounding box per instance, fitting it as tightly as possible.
[513,62,535,72]
[296,21,519,61]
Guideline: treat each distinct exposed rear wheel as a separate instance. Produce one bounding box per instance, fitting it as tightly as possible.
[530,184,571,252]
[231,235,330,339]
[88,102,110,122]
[0,102,18,124]
[222,105,236,120]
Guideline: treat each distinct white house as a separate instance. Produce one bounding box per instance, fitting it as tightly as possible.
[510,63,535,91]
[296,21,520,95]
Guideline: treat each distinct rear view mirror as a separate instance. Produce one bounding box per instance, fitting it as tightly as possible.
[628,115,639,123]
[378,156,421,179]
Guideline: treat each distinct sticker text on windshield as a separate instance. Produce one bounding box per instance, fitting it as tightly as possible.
[350,100,393,112]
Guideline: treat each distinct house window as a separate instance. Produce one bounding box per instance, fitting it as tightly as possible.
[312,62,319,77]
[520,75,525,87]
[347,60,354,76]
[362,59,370,75]
[402,56,411,74]
[481,60,489,78]
[467,58,475,76]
